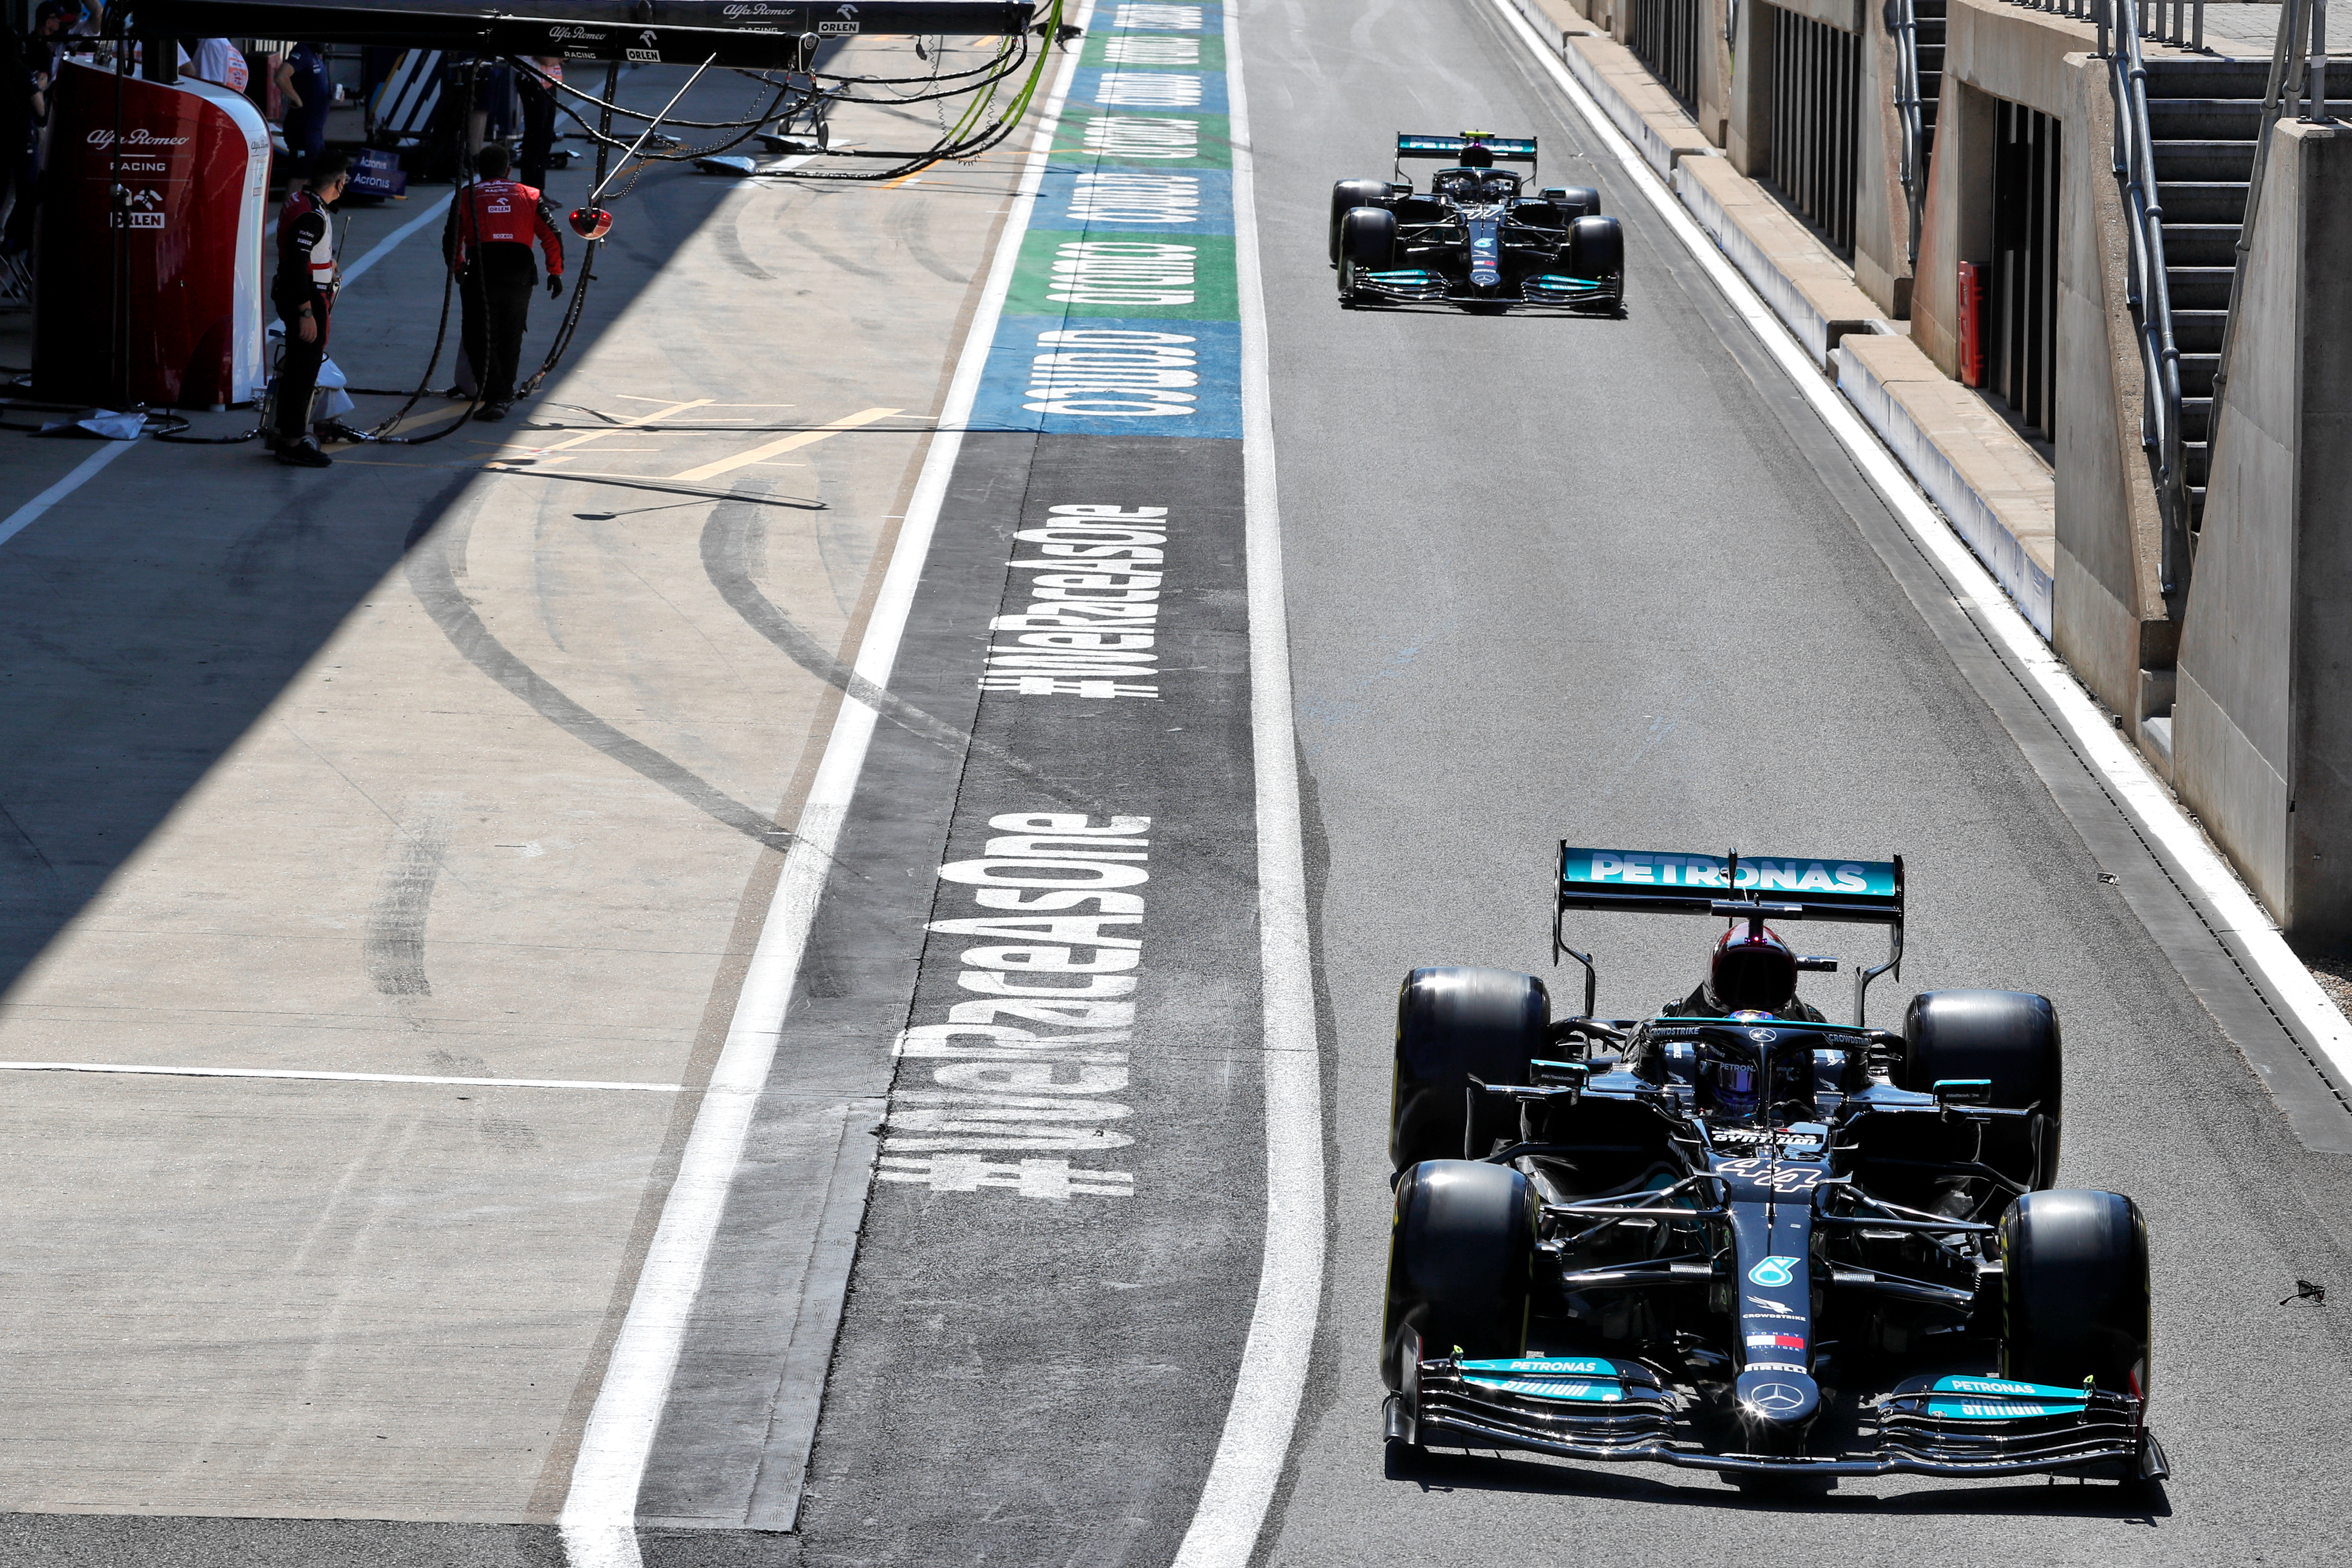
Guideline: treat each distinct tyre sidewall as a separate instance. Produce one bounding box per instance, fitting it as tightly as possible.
[1382,1160,1537,1388]
[1390,966,1548,1168]
[2001,1188,2152,1403]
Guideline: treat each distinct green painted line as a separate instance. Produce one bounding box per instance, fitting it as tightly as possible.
[1004,230,1238,321]
[1078,33,1226,70]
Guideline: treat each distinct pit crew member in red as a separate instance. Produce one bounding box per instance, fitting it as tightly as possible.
[269,150,349,469]
[443,143,564,421]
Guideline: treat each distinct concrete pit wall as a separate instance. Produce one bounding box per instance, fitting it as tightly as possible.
[2052,55,2177,739]
[1911,3,2173,738]
[1856,0,1914,316]
[2175,120,2352,948]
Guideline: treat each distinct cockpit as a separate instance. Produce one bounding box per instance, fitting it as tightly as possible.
[1631,1017,1870,1127]
[1430,166,1525,204]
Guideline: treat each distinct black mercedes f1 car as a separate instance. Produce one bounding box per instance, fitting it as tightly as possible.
[1381,845,2166,1487]
[1329,132,1624,312]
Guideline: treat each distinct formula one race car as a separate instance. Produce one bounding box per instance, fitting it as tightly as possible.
[1329,132,1624,312]
[1381,845,2166,1487]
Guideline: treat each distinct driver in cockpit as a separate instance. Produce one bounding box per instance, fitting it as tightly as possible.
[1430,164,1522,204]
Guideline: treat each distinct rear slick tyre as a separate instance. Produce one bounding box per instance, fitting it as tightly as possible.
[1390,966,1547,1169]
[1903,989,2064,1188]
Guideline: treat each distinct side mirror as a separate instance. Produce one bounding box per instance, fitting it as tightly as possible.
[1932,1078,1994,1106]
[1797,955,1839,972]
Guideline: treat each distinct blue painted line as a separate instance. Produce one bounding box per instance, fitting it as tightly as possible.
[971,316,1241,440]
[1032,167,1234,236]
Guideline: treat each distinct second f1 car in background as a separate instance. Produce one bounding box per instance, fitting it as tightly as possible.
[1329,133,1625,312]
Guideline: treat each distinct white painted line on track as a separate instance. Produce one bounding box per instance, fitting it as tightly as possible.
[0,441,135,550]
[667,404,903,483]
[0,1061,681,1090]
[0,190,456,557]
[1167,5,1326,1566]
[1483,0,2352,1088]
[554,20,1098,1568]
[340,192,456,288]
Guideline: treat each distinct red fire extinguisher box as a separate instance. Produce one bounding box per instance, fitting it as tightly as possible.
[34,63,271,408]
[1956,259,1985,389]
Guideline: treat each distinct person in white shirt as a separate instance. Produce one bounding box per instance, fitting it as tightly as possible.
[189,37,248,92]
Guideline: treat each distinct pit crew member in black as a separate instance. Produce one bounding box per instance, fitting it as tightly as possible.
[269,151,348,468]
[443,143,564,422]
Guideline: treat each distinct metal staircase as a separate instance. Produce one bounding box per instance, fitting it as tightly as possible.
[2143,59,2272,529]
[1892,0,1948,263]
[2110,3,2343,594]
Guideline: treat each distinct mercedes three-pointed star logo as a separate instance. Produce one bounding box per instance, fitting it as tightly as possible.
[1749,1382,1805,1413]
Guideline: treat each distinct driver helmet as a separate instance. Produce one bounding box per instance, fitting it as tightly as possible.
[1697,1026,1817,1120]
[1703,924,1799,1015]
[1698,1052,1762,1118]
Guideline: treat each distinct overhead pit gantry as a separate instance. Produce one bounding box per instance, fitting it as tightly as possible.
[111,2,1041,71]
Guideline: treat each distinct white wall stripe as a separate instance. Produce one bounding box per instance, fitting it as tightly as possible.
[0,441,135,550]
[339,191,456,287]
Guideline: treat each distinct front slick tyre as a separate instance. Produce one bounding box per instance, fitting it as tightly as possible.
[1381,1160,1536,1390]
[2002,1188,2152,1403]
[1338,205,1398,305]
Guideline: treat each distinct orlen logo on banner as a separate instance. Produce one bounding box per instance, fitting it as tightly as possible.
[86,129,191,150]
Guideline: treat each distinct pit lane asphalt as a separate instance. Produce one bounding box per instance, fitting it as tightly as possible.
[7,10,2350,1565]
[1239,0,2352,1562]
[0,51,1028,1562]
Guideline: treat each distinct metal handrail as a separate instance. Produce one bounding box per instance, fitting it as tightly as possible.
[1891,0,1926,265]
[2102,0,2192,597]
[1996,0,2202,46]
[2208,0,2332,524]
[2010,0,2204,46]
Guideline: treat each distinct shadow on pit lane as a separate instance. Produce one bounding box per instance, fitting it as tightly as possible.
[0,99,803,996]
[1383,1446,2172,1522]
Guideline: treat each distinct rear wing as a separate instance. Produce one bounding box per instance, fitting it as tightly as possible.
[1396,132,1539,172]
[1553,845,1905,1024]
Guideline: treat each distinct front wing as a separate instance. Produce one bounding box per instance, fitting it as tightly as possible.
[1390,1356,2167,1482]
[1346,267,1617,308]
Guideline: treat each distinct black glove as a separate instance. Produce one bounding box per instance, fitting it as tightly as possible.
[546,274,565,299]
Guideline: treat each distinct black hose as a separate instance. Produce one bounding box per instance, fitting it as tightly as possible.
[516,57,618,400]
[360,61,487,446]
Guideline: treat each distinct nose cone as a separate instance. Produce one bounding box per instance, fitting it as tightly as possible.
[1735,1369,1820,1426]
